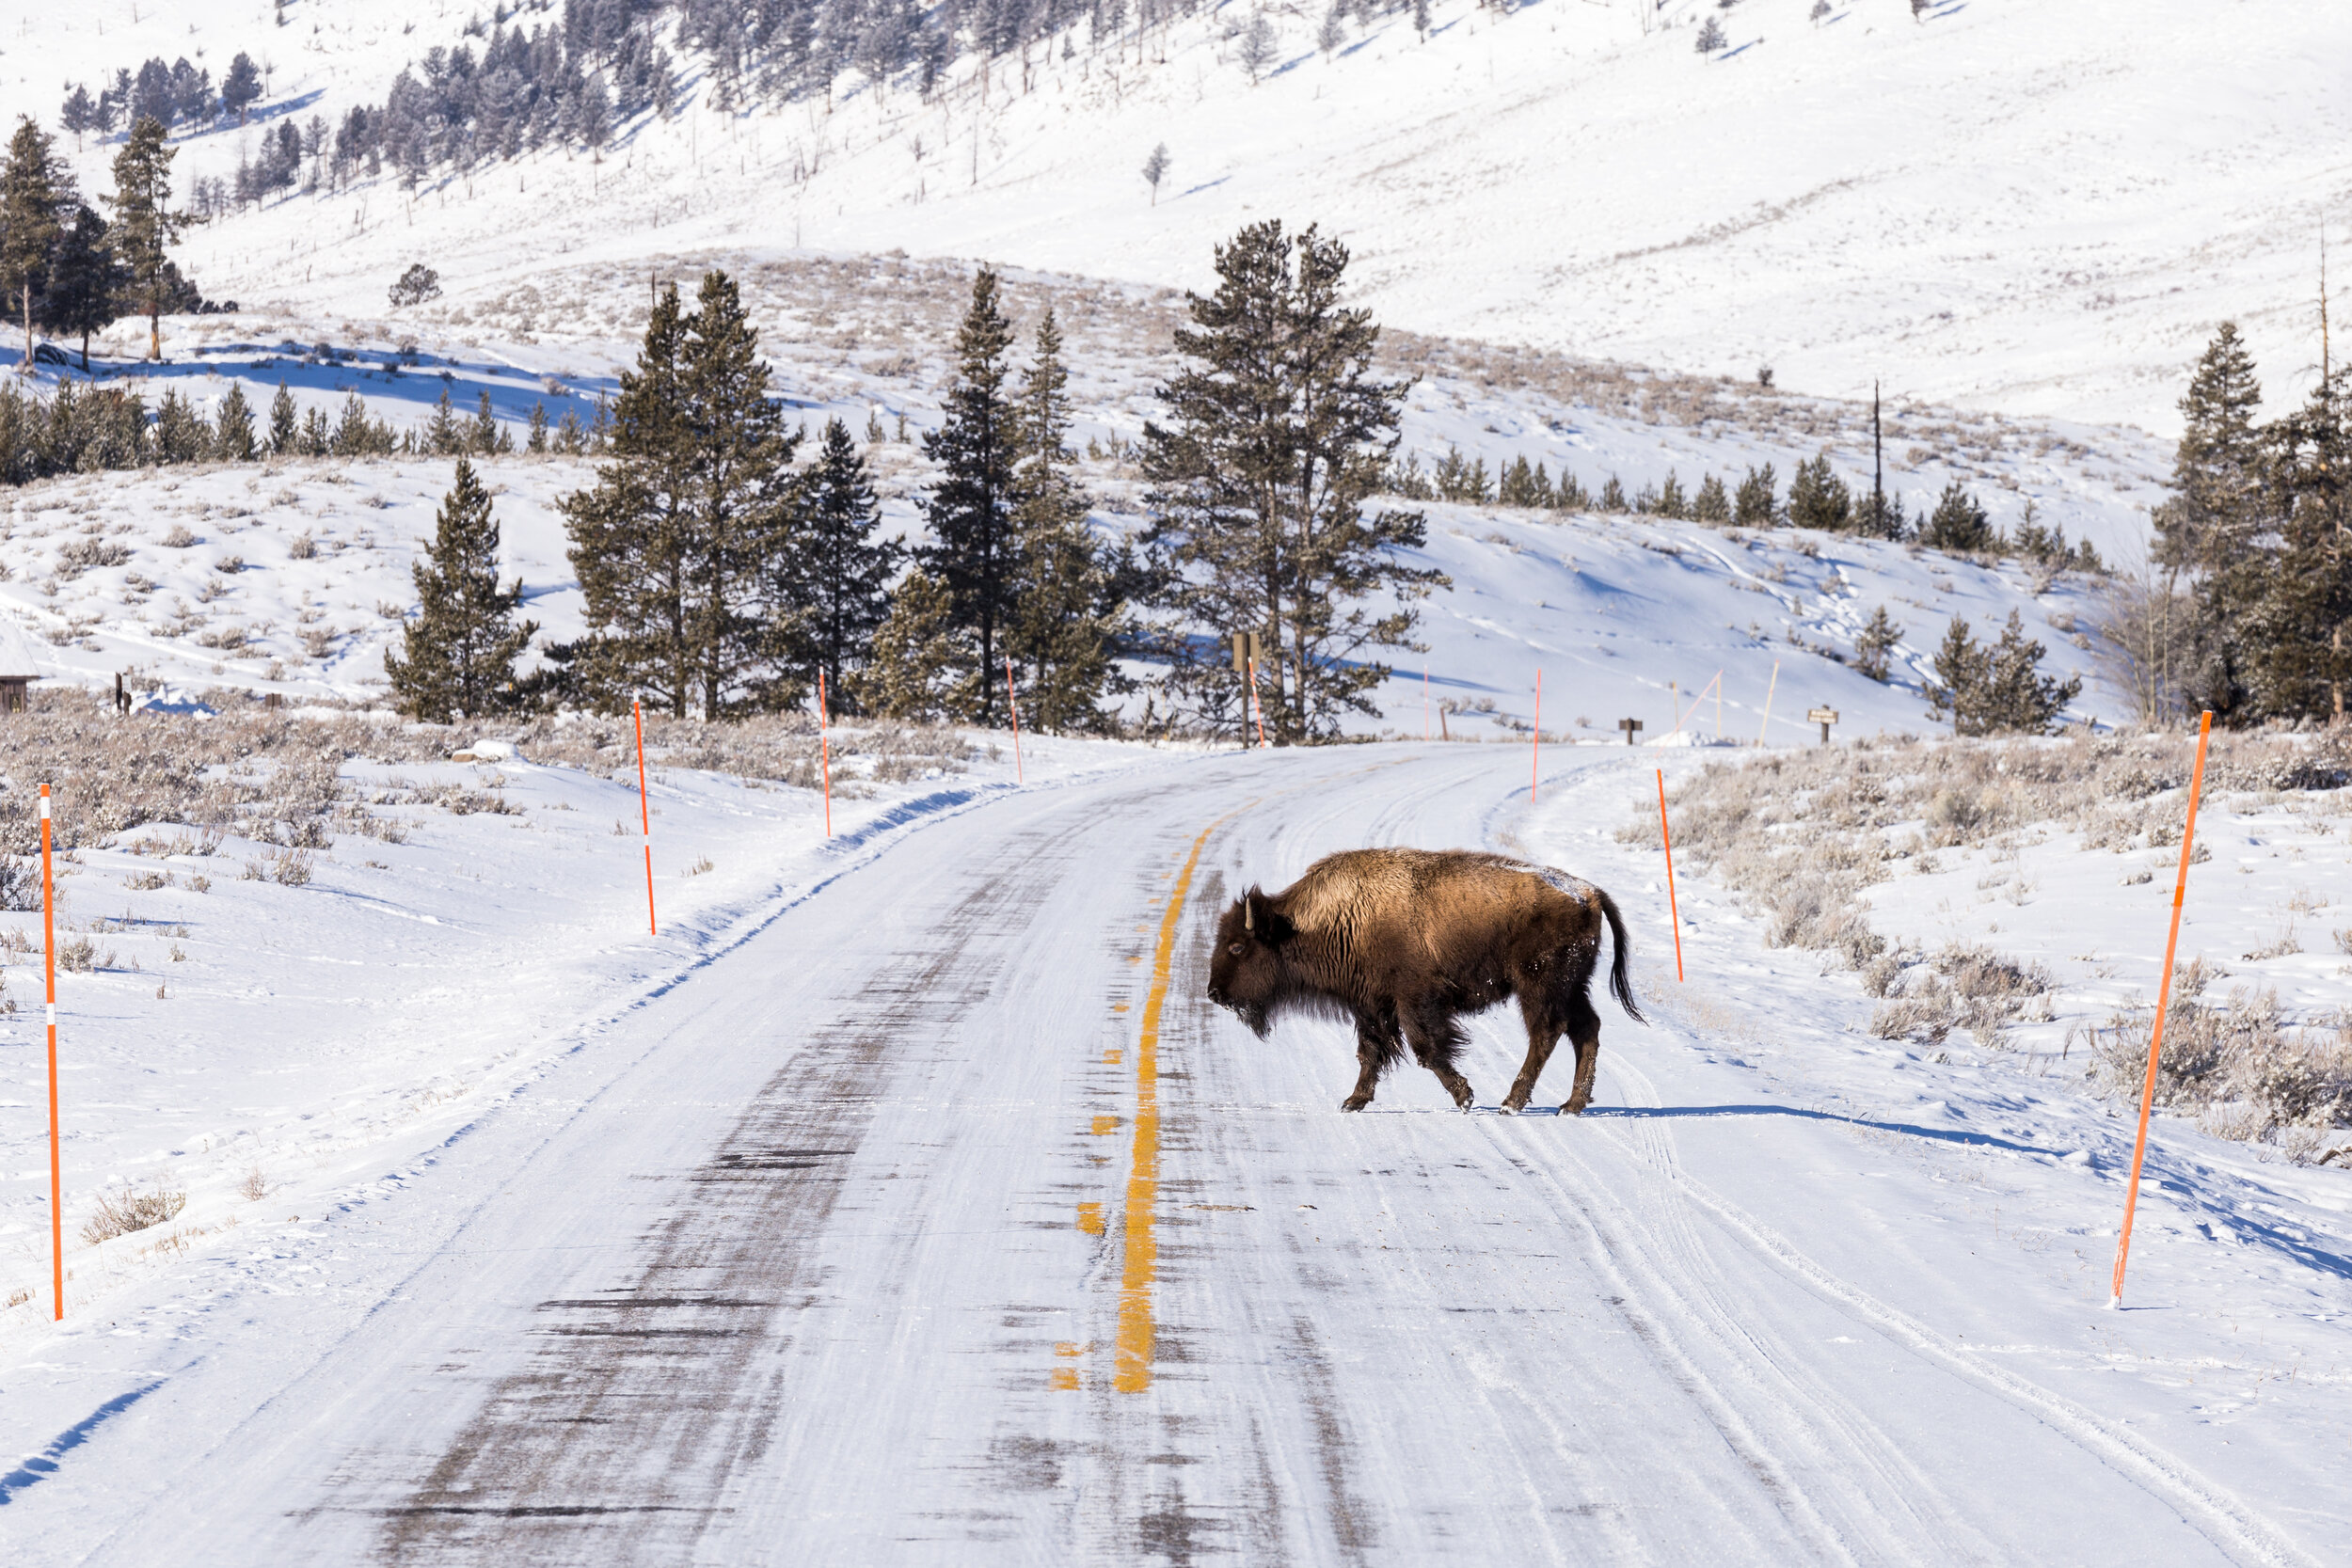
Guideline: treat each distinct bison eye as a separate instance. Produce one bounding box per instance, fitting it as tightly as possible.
[1228,942,1245,954]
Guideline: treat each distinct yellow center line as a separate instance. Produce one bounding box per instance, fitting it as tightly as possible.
[1113,808,1240,1394]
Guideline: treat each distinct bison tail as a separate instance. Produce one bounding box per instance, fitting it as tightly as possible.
[1597,890,1645,1023]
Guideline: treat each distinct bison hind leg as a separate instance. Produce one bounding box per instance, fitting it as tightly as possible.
[1502,990,1565,1116]
[1558,990,1604,1116]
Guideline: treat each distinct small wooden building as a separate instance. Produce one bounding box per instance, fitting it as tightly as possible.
[0,616,40,714]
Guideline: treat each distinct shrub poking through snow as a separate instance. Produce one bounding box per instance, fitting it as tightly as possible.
[81,1181,186,1243]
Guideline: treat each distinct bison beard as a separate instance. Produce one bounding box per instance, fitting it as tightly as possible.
[1204,848,1643,1115]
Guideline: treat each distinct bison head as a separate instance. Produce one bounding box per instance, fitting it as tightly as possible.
[1206,886,1291,1037]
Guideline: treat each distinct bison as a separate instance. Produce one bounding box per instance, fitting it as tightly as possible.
[1204,848,1642,1114]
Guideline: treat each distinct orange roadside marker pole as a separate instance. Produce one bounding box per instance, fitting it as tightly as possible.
[1656,768,1685,984]
[817,673,833,837]
[2112,710,2214,1308]
[1532,669,1542,802]
[1005,657,1025,783]
[42,784,62,1320]
[633,699,656,935]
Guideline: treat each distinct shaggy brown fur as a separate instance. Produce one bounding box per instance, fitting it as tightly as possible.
[1205,848,1643,1114]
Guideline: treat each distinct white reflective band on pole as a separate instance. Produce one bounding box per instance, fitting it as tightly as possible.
[40,798,51,820]
[47,1003,57,1027]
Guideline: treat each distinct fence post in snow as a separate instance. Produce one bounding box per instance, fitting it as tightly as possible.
[2111,710,2214,1308]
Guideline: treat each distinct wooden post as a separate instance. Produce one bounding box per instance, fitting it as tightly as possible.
[1617,717,1644,747]
[1807,706,1839,746]
[1756,660,1781,746]
[2112,711,2215,1308]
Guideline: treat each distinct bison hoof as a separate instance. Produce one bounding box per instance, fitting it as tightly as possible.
[1340,1095,1371,1112]
[1499,1098,1526,1116]
[1559,1098,1590,1116]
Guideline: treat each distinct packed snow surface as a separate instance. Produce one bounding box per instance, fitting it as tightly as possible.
[1,744,2345,1561]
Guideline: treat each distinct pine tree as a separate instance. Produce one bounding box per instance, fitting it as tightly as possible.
[36,203,121,371]
[526,401,548,453]
[384,456,539,721]
[214,381,257,461]
[793,417,902,714]
[469,388,506,453]
[1734,463,1777,525]
[1597,474,1629,512]
[425,385,463,453]
[1238,10,1278,82]
[1142,143,1170,205]
[1976,610,2081,732]
[1919,480,1994,552]
[1925,616,1985,732]
[1009,309,1125,734]
[1693,472,1731,523]
[1,118,67,372]
[104,116,188,361]
[1656,470,1690,519]
[919,266,1023,725]
[1140,220,1443,741]
[1926,611,2079,734]
[268,378,298,454]
[1853,604,1902,682]
[221,54,263,125]
[562,271,800,718]
[1413,0,1431,38]
[2156,324,2265,578]
[2241,369,2352,721]
[1318,3,1347,55]
[860,568,977,721]
[1786,452,1851,531]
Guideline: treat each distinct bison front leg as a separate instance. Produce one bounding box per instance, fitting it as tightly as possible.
[1342,1015,1399,1112]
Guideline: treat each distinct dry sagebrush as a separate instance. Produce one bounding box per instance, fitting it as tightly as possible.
[1622,729,2352,1156]
[0,689,972,872]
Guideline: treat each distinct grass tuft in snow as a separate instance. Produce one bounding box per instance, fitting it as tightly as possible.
[81,1182,188,1245]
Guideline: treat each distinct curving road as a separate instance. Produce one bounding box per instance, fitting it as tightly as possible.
[65,746,2294,1565]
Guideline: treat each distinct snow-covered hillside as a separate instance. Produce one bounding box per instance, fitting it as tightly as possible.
[10,0,2347,429]
[2,250,2146,732]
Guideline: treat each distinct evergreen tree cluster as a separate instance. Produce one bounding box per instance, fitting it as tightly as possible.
[2142,321,2352,725]
[0,117,135,372]
[0,376,601,488]
[316,3,676,195]
[1381,436,2104,570]
[866,274,1129,731]
[59,54,263,145]
[1925,610,2081,735]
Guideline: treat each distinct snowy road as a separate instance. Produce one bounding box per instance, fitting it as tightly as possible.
[16,747,2323,1565]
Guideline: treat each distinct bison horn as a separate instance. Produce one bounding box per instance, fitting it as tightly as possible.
[1244,896,1254,934]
